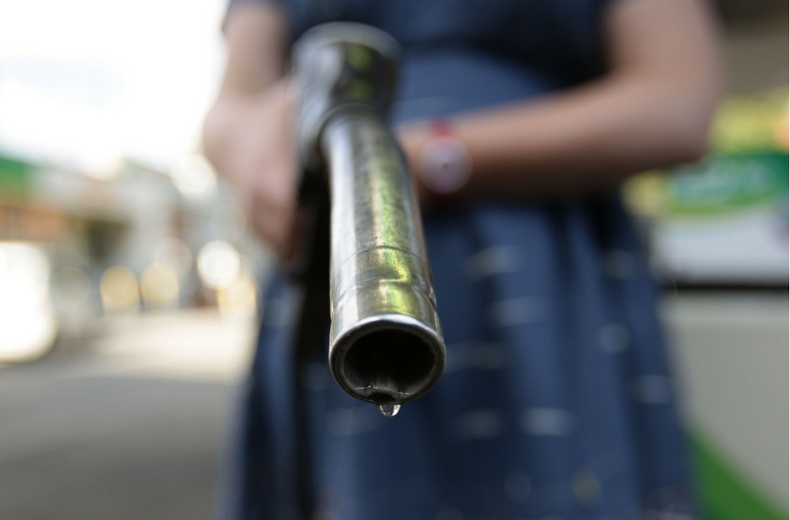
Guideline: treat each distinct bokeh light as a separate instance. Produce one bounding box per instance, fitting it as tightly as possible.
[217,274,257,317]
[170,153,217,200]
[140,263,180,308]
[197,240,240,289]
[100,266,139,312]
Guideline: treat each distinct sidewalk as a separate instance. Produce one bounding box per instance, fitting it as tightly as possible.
[0,309,257,520]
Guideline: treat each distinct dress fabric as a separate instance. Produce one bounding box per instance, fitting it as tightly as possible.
[220,0,695,519]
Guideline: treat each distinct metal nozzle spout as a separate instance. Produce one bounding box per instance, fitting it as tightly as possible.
[331,313,443,405]
[330,275,444,403]
[323,114,445,406]
[293,22,445,409]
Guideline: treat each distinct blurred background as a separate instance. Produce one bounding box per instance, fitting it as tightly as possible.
[0,1,786,519]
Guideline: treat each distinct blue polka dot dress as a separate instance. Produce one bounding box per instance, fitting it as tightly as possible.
[219,0,696,518]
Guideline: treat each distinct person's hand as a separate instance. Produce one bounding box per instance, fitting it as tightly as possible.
[205,79,299,260]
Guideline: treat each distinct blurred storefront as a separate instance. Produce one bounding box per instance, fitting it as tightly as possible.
[0,152,268,364]
[625,89,788,286]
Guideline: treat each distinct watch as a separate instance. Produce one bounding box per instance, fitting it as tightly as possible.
[417,120,472,197]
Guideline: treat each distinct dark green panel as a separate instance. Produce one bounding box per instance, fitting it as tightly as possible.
[689,433,786,520]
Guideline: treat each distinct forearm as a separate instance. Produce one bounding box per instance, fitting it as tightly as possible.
[403,73,716,200]
[401,0,722,201]
[203,3,289,174]
[467,78,710,187]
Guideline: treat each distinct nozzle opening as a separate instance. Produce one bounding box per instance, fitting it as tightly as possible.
[342,328,438,404]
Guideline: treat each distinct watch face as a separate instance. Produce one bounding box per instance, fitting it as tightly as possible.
[419,136,472,194]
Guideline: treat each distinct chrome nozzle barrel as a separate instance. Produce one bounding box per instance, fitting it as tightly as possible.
[322,113,445,406]
[293,22,445,407]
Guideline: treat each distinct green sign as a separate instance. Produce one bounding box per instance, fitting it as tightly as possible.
[0,155,32,202]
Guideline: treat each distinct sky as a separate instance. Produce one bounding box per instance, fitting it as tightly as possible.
[0,0,228,174]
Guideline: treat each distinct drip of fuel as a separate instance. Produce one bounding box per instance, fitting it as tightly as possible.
[378,403,401,417]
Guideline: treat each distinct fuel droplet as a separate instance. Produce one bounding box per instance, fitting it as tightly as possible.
[378,403,401,417]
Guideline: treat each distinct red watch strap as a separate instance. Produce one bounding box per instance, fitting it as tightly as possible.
[430,119,454,138]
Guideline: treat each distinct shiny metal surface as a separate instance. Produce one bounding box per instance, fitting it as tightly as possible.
[322,112,446,406]
[292,22,400,173]
[292,22,445,408]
